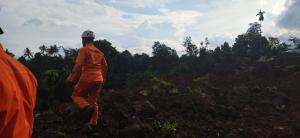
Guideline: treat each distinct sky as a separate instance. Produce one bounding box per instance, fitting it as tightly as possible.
[0,0,299,56]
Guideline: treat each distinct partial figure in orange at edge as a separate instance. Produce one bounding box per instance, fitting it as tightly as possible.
[0,27,38,138]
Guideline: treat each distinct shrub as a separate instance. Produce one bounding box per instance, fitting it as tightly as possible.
[154,120,178,137]
[126,71,157,87]
[151,77,179,95]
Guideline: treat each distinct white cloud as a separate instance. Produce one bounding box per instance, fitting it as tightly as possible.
[0,0,296,57]
[0,0,134,55]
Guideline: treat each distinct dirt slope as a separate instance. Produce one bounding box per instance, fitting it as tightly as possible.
[33,54,300,138]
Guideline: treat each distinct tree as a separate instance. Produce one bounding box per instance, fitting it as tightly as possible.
[39,45,47,55]
[197,37,210,59]
[183,36,198,57]
[256,9,266,22]
[269,37,280,47]
[23,48,33,60]
[132,53,150,73]
[220,42,232,62]
[200,41,204,47]
[47,45,60,57]
[115,50,133,87]
[233,22,269,60]
[199,46,208,59]
[40,69,61,109]
[205,37,210,47]
[289,36,300,49]
[268,37,288,55]
[213,47,222,63]
[152,41,178,74]
[153,42,177,57]
[94,39,120,88]
[247,22,262,35]
[94,39,119,61]
[62,47,78,73]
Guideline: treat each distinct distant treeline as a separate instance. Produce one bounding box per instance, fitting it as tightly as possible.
[5,21,300,110]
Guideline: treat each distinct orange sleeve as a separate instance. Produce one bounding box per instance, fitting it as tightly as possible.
[67,48,85,82]
[101,55,108,80]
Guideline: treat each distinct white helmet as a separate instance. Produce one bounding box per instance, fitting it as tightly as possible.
[81,30,95,38]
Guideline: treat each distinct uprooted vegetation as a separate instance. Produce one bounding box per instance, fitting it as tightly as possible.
[33,54,300,138]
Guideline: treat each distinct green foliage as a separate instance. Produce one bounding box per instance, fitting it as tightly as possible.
[39,45,47,55]
[94,39,123,88]
[220,42,233,63]
[233,22,271,60]
[134,77,179,95]
[43,70,60,85]
[8,19,294,112]
[169,61,191,75]
[269,37,289,56]
[126,71,157,88]
[162,121,178,136]
[183,36,198,57]
[213,47,222,63]
[154,120,178,137]
[23,48,34,60]
[40,70,61,109]
[247,22,262,35]
[152,41,179,74]
[150,77,179,94]
[46,45,60,57]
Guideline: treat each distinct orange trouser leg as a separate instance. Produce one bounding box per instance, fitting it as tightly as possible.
[72,81,90,109]
[88,83,102,126]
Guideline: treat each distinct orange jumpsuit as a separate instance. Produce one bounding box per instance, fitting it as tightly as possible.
[67,43,108,126]
[0,43,37,138]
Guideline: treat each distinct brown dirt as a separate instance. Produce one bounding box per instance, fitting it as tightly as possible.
[33,55,300,138]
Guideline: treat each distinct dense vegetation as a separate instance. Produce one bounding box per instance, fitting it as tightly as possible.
[5,20,300,137]
[7,21,298,111]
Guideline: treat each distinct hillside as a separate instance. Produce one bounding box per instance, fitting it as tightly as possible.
[32,53,300,138]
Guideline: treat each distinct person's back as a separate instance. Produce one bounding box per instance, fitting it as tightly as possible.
[0,42,37,138]
[67,30,108,129]
[78,43,107,82]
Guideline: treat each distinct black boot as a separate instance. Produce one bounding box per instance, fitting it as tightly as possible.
[82,106,94,124]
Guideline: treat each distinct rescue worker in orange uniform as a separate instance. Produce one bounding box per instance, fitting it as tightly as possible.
[67,30,108,129]
[0,27,37,138]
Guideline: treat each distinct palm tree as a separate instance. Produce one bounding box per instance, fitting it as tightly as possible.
[23,48,33,60]
[256,9,266,22]
[47,45,60,57]
[39,45,47,55]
